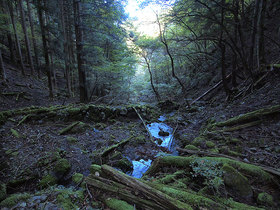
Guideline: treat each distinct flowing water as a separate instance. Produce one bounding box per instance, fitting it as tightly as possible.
[130,115,175,178]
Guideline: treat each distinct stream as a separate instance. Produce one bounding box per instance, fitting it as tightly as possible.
[130,115,176,178]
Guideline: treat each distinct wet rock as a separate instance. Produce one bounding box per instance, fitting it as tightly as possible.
[222,164,253,198]
[257,192,273,206]
[158,130,169,137]
[113,157,133,173]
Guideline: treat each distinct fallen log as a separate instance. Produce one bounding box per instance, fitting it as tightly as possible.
[86,165,192,210]
[191,73,231,105]
[214,105,280,127]
[101,138,130,157]
[177,147,280,178]
[222,120,261,132]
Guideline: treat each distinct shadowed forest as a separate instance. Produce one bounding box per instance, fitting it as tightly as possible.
[0,0,280,209]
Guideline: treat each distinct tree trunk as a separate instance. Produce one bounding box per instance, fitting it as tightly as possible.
[144,56,161,102]
[249,0,261,76]
[37,0,54,98]
[7,1,25,76]
[61,0,72,97]
[257,0,267,70]
[19,0,35,76]
[7,33,15,64]
[219,0,231,97]
[156,14,190,106]
[73,0,87,103]
[26,0,40,78]
[0,48,7,81]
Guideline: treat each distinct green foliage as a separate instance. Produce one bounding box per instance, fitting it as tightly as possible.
[190,158,224,192]
[0,193,31,208]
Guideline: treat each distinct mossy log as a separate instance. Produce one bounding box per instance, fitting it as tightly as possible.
[222,120,261,132]
[214,105,280,127]
[0,104,157,126]
[101,138,130,157]
[145,156,274,184]
[86,165,192,210]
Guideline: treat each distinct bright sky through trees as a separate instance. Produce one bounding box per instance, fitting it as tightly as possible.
[125,0,160,37]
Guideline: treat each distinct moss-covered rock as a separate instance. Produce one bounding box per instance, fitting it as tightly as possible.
[66,136,77,144]
[206,141,215,148]
[0,193,30,208]
[114,157,133,173]
[191,137,205,147]
[39,174,57,188]
[222,164,252,198]
[54,159,71,175]
[56,188,84,210]
[257,192,273,206]
[0,184,7,201]
[184,144,199,151]
[133,135,146,145]
[72,173,84,184]
[105,198,134,210]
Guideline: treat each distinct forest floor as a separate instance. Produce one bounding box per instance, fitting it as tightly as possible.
[0,63,280,209]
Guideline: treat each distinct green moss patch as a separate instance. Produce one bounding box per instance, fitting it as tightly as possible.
[39,174,57,188]
[105,198,134,210]
[72,173,84,184]
[54,159,71,174]
[257,192,273,206]
[0,193,30,208]
[0,184,6,201]
[184,145,199,150]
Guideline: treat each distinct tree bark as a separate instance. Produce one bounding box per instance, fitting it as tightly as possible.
[26,0,40,78]
[0,48,7,81]
[73,0,88,103]
[257,0,267,70]
[61,0,72,97]
[249,0,261,76]
[219,0,231,97]
[143,55,161,102]
[156,14,190,107]
[7,33,15,64]
[19,0,35,76]
[37,0,54,98]
[7,1,25,76]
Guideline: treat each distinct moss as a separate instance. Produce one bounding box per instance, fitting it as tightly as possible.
[56,188,84,210]
[114,158,133,173]
[192,137,205,147]
[149,183,221,209]
[257,192,273,206]
[184,145,199,150]
[90,164,102,175]
[10,128,21,138]
[0,184,6,201]
[66,136,77,144]
[158,174,176,184]
[146,156,272,184]
[210,148,219,153]
[222,164,252,198]
[0,193,30,208]
[72,173,83,184]
[206,141,216,148]
[54,159,71,174]
[39,174,57,188]
[133,135,146,145]
[105,198,134,210]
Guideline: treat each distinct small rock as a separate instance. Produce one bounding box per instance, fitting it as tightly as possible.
[158,130,169,136]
